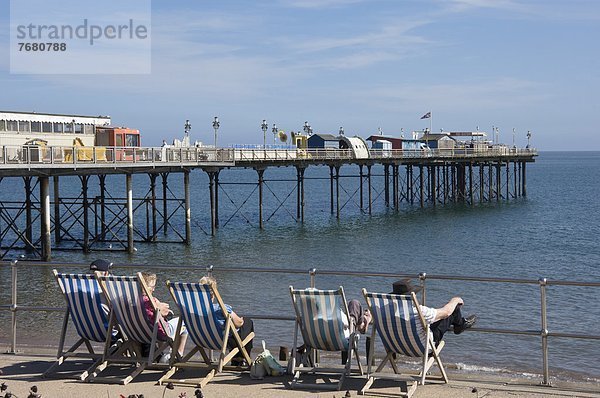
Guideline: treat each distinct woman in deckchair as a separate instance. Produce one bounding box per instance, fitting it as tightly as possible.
[141,272,188,361]
[199,276,254,366]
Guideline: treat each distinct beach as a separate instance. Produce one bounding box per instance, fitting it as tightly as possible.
[1,349,599,398]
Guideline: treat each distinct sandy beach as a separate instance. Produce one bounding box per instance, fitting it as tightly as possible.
[1,348,598,398]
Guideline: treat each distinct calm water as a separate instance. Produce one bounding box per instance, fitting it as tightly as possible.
[1,151,599,382]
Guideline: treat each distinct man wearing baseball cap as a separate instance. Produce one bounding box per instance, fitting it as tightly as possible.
[89,259,113,275]
[390,279,477,344]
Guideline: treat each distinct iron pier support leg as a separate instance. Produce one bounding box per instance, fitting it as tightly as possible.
[53,176,61,244]
[81,175,90,253]
[451,164,456,202]
[335,165,341,219]
[384,164,390,207]
[300,167,305,222]
[458,164,466,203]
[40,176,51,261]
[469,163,474,205]
[184,170,191,245]
[479,164,484,203]
[393,165,399,210]
[408,165,414,205]
[126,174,134,254]
[257,168,265,229]
[488,164,493,202]
[150,174,158,241]
[513,161,518,198]
[359,165,364,210]
[430,166,436,208]
[99,175,107,241]
[215,171,220,228]
[296,166,306,222]
[296,167,301,220]
[426,166,431,203]
[208,171,216,237]
[442,165,447,204]
[367,165,372,215]
[161,173,169,235]
[329,165,335,214]
[506,161,510,199]
[24,177,34,253]
[419,166,424,208]
[496,162,501,201]
[515,161,522,196]
[522,162,527,196]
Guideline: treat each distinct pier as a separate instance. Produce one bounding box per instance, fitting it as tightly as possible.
[0,145,537,260]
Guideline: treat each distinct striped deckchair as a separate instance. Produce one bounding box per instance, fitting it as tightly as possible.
[360,289,448,397]
[289,286,362,391]
[88,272,174,385]
[158,281,254,388]
[43,270,112,380]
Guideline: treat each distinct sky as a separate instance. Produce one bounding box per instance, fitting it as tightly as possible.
[1,0,599,150]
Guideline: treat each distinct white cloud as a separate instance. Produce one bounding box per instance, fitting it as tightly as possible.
[357,77,551,113]
[442,0,600,21]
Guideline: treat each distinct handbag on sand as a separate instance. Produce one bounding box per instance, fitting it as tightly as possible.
[250,340,287,379]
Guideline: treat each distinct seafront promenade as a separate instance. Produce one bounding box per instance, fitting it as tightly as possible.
[0,349,599,398]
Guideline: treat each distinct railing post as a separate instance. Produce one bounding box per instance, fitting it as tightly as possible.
[9,259,18,354]
[539,277,550,386]
[419,272,427,305]
[309,268,316,288]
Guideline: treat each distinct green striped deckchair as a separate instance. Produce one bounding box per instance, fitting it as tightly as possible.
[43,270,111,380]
[289,286,362,391]
[360,289,448,397]
[88,272,174,385]
[158,281,254,387]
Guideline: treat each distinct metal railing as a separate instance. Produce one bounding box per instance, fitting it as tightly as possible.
[0,145,537,169]
[2,260,588,386]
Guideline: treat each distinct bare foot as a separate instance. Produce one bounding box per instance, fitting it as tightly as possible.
[358,310,372,334]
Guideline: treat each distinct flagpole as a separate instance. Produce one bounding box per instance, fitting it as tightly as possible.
[430,111,432,134]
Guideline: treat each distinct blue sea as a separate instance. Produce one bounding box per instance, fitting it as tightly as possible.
[1,151,599,382]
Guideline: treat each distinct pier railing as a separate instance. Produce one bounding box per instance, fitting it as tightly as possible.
[0,145,537,168]
[1,260,596,385]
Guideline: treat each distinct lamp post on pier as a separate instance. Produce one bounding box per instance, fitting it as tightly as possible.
[339,126,344,136]
[527,130,532,149]
[272,123,278,144]
[212,117,219,149]
[184,119,192,146]
[261,120,268,148]
[303,121,311,136]
[512,127,516,148]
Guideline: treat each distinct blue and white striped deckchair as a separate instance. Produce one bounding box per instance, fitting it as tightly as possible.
[89,272,174,385]
[360,290,448,397]
[159,281,255,388]
[289,286,362,391]
[43,270,111,380]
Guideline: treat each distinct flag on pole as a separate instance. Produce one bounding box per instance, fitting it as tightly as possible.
[420,112,431,119]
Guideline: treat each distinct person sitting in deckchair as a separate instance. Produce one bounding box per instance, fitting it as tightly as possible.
[141,272,188,360]
[199,276,254,366]
[391,279,477,344]
[89,259,117,338]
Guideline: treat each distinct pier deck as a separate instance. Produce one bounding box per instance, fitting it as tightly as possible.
[0,146,537,260]
[0,146,536,176]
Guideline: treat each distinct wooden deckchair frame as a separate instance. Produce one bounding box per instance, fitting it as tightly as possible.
[43,270,110,380]
[289,286,363,391]
[360,289,448,397]
[88,272,175,385]
[158,280,255,388]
